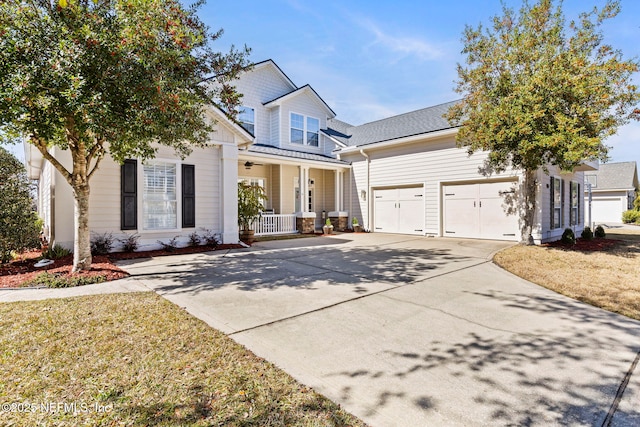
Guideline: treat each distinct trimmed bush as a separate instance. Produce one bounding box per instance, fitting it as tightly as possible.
[42,244,71,259]
[90,232,114,255]
[622,210,640,224]
[158,236,179,252]
[594,225,606,239]
[23,272,106,288]
[119,233,140,252]
[581,226,593,240]
[561,228,576,245]
[188,231,201,247]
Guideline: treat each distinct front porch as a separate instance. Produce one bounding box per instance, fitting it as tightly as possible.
[238,150,350,235]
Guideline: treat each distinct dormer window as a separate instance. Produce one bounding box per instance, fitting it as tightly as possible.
[238,106,255,135]
[290,113,320,147]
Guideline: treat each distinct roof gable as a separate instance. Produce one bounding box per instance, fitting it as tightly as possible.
[586,161,638,190]
[251,60,297,91]
[263,84,336,118]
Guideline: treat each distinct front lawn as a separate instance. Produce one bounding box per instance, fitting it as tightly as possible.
[494,228,640,321]
[0,292,365,426]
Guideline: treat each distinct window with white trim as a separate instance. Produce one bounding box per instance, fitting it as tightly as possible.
[307,117,319,147]
[238,106,255,135]
[550,176,563,229]
[290,113,320,146]
[570,181,580,226]
[143,162,177,230]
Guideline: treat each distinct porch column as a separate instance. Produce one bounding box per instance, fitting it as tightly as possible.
[299,166,309,213]
[220,144,239,244]
[335,170,342,211]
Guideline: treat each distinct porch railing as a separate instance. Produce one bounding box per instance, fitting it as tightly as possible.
[254,214,297,236]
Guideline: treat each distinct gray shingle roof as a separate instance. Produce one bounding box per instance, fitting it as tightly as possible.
[586,161,639,190]
[328,100,460,147]
[247,144,350,165]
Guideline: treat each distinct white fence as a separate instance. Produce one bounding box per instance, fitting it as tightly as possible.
[254,214,297,236]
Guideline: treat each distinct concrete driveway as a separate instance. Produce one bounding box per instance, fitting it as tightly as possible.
[118,233,640,426]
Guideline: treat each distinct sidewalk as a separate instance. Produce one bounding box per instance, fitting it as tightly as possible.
[0,277,150,303]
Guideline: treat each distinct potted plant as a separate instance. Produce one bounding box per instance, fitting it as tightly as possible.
[352,217,362,233]
[322,217,334,235]
[237,182,268,244]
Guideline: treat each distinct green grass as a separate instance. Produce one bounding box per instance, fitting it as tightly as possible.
[0,293,365,426]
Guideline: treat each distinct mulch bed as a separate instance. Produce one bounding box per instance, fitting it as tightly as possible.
[0,244,243,289]
[543,238,620,252]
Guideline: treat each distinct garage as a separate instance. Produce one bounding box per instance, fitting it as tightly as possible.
[443,181,519,241]
[373,187,424,235]
[590,198,624,224]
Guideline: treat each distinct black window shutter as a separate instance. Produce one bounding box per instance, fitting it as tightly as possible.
[550,177,554,229]
[121,159,137,230]
[182,164,195,228]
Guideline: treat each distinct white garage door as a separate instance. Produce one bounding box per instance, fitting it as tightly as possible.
[373,187,424,235]
[443,182,519,241]
[591,198,623,224]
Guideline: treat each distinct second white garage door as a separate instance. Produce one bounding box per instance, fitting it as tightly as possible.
[591,198,624,224]
[443,181,519,241]
[373,187,424,235]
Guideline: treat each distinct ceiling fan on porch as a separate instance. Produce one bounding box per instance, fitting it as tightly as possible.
[244,161,264,170]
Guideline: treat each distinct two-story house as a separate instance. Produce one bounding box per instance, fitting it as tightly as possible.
[26,59,594,251]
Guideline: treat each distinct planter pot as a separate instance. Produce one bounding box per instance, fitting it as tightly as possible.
[353,225,362,233]
[240,229,255,244]
[322,225,334,235]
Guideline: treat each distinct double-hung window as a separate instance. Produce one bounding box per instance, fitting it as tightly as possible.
[306,117,319,146]
[290,113,305,144]
[143,162,177,230]
[570,181,580,226]
[550,177,564,229]
[290,113,320,146]
[238,106,255,135]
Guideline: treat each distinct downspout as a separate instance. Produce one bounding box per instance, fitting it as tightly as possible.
[360,149,370,231]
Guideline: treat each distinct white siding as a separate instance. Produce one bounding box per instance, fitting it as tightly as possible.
[536,166,585,243]
[344,136,518,235]
[279,95,328,154]
[233,64,295,146]
[39,162,52,243]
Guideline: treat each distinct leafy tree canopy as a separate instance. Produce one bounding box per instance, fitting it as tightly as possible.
[0,0,250,271]
[447,0,639,173]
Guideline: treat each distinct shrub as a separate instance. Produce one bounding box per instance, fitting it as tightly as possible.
[622,210,640,224]
[0,147,41,263]
[581,227,593,240]
[23,272,106,288]
[352,217,359,225]
[42,244,71,259]
[90,232,114,255]
[188,231,201,247]
[594,225,606,239]
[561,228,575,245]
[158,236,179,252]
[119,233,140,252]
[199,228,220,247]
[325,218,332,226]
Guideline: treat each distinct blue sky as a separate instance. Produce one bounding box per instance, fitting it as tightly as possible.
[7,0,639,168]
[205,0,640,167]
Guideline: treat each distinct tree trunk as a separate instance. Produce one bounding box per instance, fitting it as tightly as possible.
[72,182,92,272]
[521,169,537,245]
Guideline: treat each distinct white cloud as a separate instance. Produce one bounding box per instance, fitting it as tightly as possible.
[353,16,443,62]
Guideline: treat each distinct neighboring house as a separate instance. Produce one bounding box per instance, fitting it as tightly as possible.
[26,59,595,250]
[584,161,639,225]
